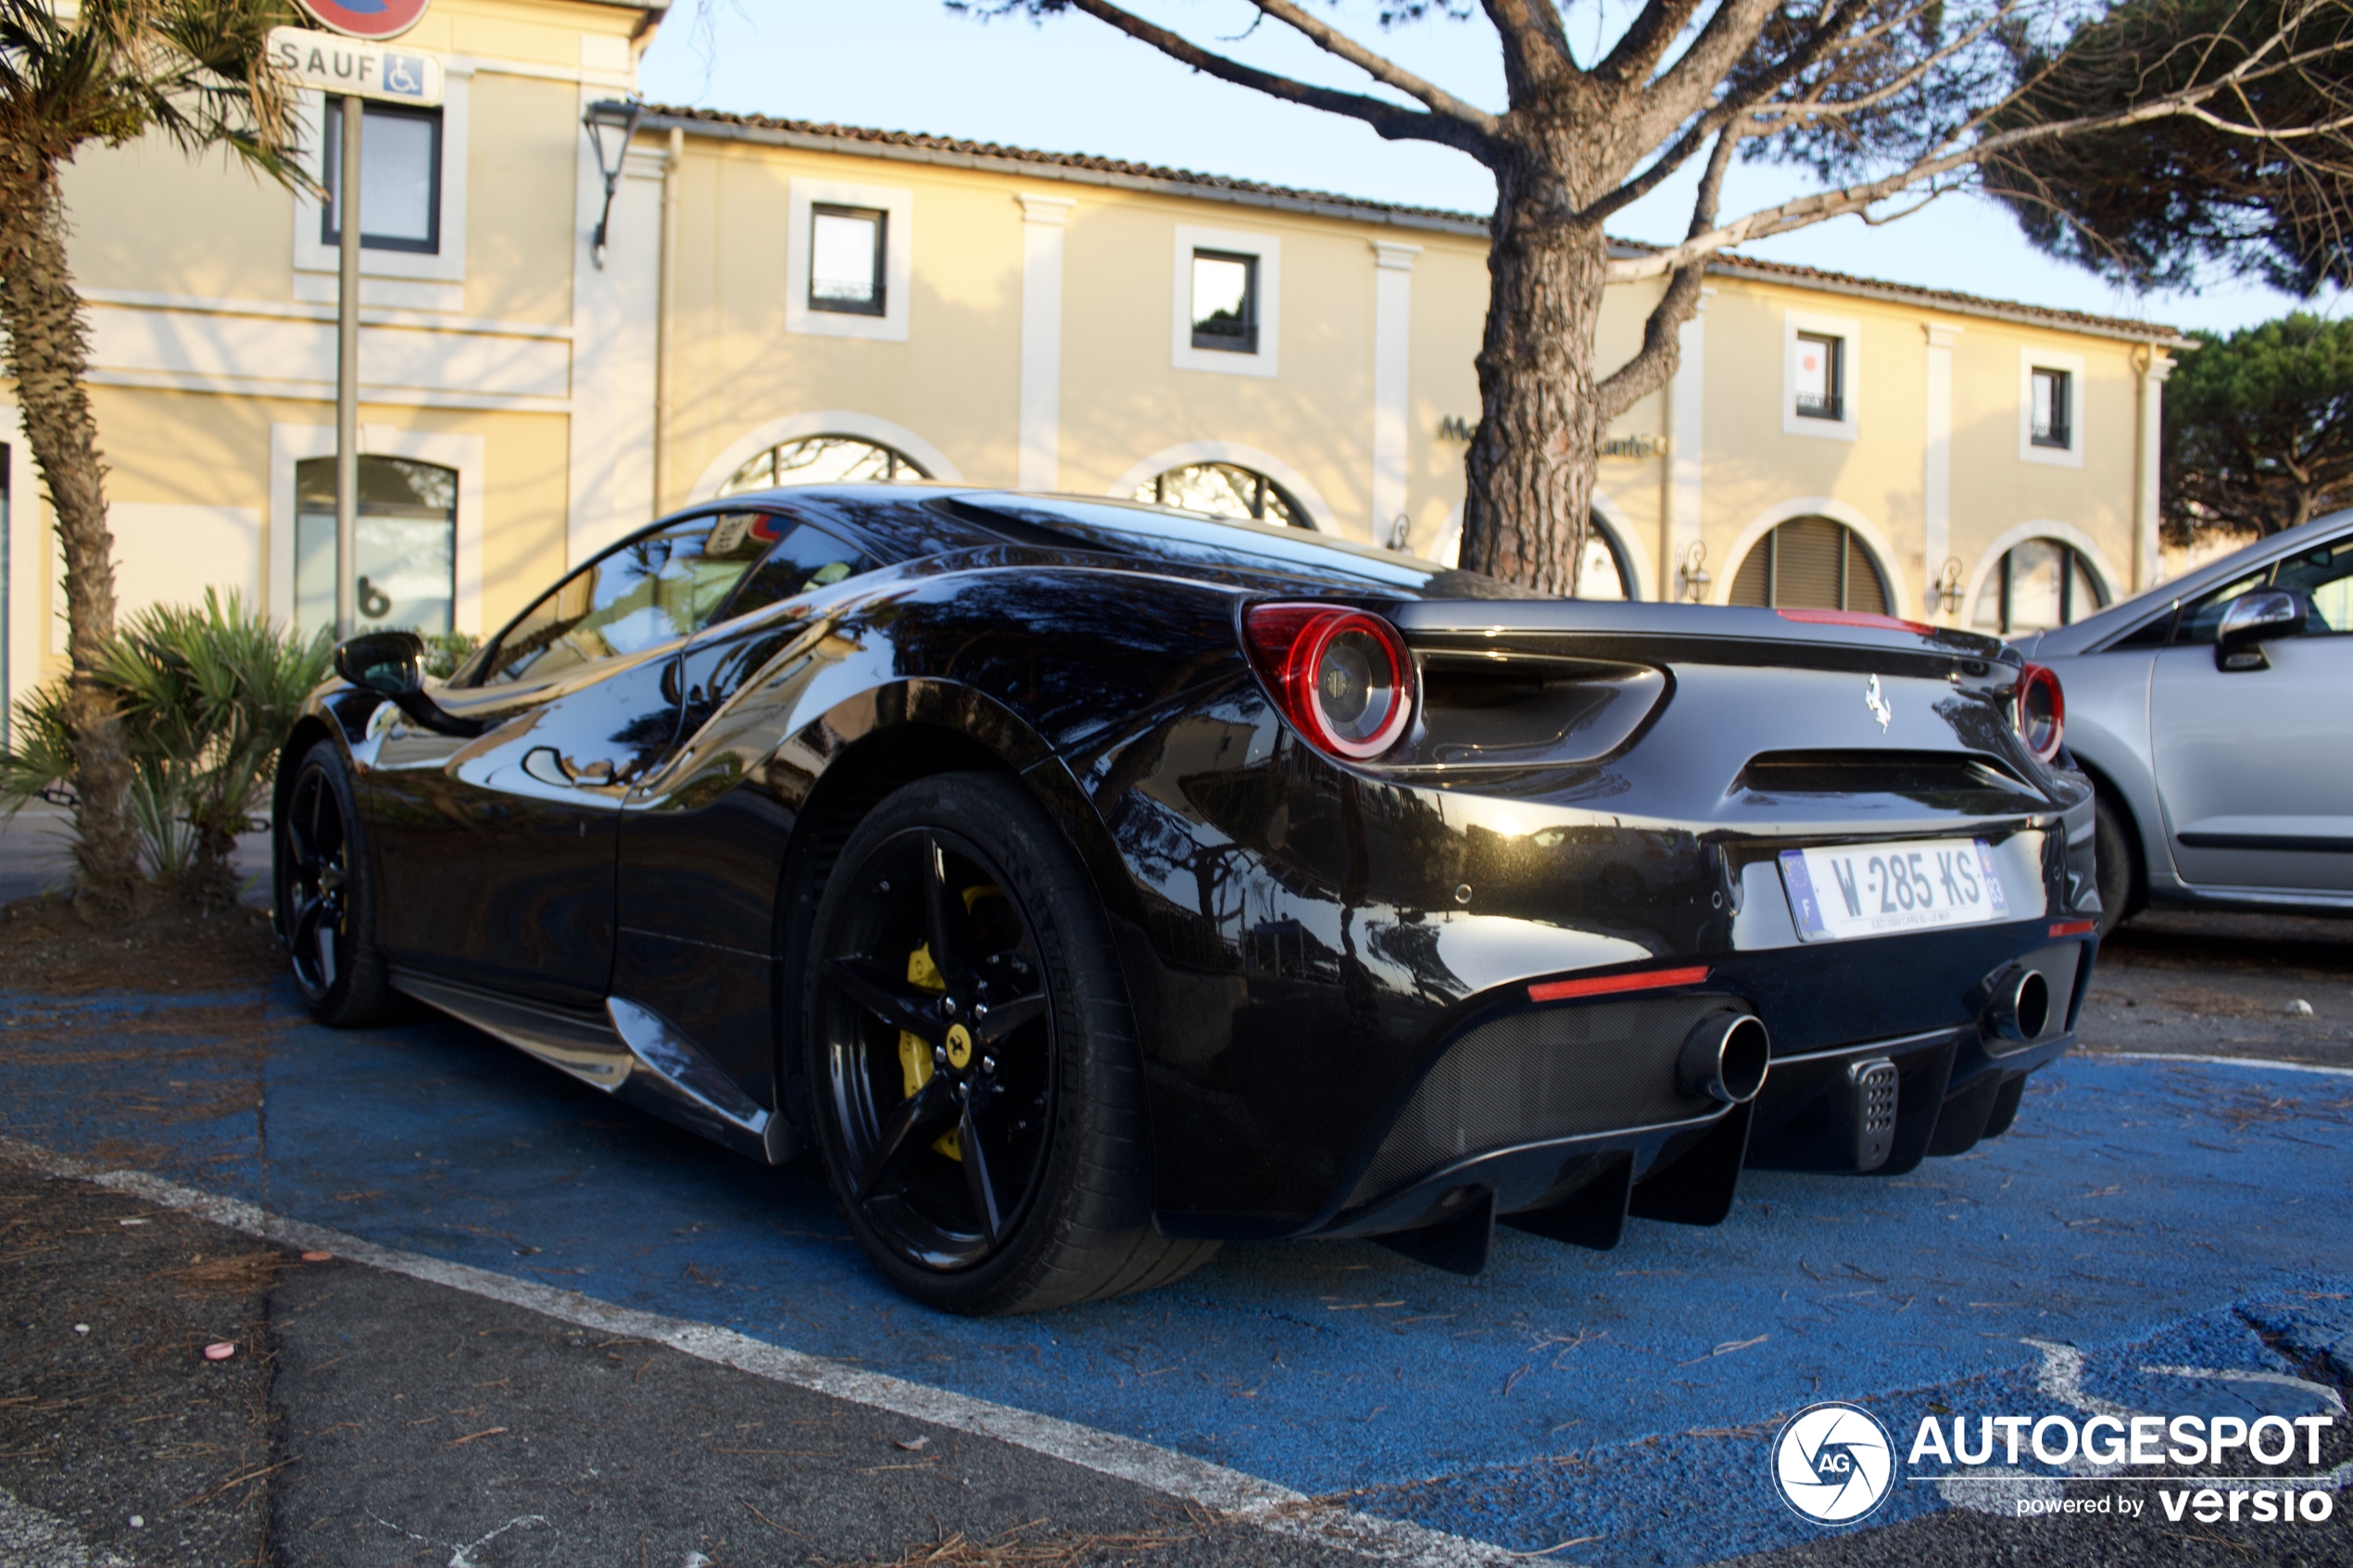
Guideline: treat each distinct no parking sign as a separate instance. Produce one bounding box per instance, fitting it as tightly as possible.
[294,0,430,42]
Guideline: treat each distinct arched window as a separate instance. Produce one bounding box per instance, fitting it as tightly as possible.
[1134,462,1310,529]
[719,434,929,495]
[1576,522,1636,601]
[1971,539,2108,634]
[294,455,458,637]
[1728,517,1890,614]
[1432,510,1636,597]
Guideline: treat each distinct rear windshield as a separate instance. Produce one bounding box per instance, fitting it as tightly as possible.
[937,495,1535,599]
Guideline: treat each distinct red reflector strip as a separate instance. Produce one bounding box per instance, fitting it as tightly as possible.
[1529,965,1712,1004]
[2049,920,2096,937]
[1775,607,1934,635]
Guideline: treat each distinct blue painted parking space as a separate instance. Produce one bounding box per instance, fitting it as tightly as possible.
[4,979,2348,1564]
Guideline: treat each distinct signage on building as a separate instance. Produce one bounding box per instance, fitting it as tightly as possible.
[292,0,430,42]
[269,27,444,107]
[1434,416,1664,459]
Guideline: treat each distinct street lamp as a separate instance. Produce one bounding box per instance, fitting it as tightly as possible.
[583,98,646,269]
[1936,558,1967,617]
[1678,540,1712,604]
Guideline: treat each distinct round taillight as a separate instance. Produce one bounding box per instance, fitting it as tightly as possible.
[1242,604,1416,760]
[2014,662,2064,763]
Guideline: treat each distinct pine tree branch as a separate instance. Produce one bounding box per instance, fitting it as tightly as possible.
[1252,0,1502,129]
[1050,0,1500,154]
[1597,127,1737,421]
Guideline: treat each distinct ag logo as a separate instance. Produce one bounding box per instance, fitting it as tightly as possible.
[1771,1402,1895,1524]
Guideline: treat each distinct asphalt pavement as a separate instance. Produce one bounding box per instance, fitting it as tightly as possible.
[0,840,2347,1567]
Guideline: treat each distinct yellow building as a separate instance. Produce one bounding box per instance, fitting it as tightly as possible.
[2,0,2188,727]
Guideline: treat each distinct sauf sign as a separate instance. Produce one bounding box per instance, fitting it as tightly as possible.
[268,27,444,107]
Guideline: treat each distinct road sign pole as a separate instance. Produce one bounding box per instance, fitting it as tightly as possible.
[333,93,362,642]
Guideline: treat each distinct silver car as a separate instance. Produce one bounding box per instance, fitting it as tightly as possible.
[2016,511,2353,935]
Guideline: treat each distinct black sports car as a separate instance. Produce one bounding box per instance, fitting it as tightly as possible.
[277,486,2098,1314]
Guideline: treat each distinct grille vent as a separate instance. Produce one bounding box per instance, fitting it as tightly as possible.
[1348,995,1729,1209]
[1848,1058,1899,1170]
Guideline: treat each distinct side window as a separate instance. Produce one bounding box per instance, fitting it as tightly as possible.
[2173,569,2271,646]
[724,523,872,621]
[480,513,774,684]
[2271,534,2353,635]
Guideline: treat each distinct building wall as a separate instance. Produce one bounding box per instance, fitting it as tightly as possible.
[1,0,2177,738]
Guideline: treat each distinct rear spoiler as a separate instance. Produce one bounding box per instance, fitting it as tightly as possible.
[1388,599,2018,678]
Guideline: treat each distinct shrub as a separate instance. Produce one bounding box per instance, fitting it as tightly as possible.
[1,591,330,905]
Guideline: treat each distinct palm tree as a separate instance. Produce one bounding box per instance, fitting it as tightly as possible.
[0,0,299,915]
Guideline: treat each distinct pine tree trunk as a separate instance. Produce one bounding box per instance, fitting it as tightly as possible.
[0,152,142,916]
[1459,158,1607,597]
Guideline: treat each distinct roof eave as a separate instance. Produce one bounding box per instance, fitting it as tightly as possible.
[633,110,1491,239]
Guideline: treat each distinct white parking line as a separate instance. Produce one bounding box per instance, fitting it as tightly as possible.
[2098,1052,2353,1078]
[0,1136,1517,1568]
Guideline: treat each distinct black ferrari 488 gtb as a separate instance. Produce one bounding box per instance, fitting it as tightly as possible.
[278,486,2097,1314]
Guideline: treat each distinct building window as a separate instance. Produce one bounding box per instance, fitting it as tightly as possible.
[1137,463,1307,528]
[719,435,929,495]
[293,456,457,637]
[1971,539,2107,635]
[2030,368,2072,448]
[786,178,912,342]
[1172,226,1278,377]
[810,205,887,317]
[1189,251,1258,354]
[321,101,442,254]
[1729,517,1890,613]
[1576,521,1636,601]
[1793,333,1843,420]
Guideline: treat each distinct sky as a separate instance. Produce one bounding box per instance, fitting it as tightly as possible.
[636,0,2345,339]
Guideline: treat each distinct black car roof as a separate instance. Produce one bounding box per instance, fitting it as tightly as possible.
[725,483,1538,600]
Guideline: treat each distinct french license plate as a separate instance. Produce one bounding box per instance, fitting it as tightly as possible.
[1778,838,2010,942]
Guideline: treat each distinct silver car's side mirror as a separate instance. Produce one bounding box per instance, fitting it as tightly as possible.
[2215,588,2309,671]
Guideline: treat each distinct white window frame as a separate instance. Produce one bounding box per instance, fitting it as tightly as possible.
[268,422,485,637]
[2019,347,2086,468]
[289,76,470,304]
[1172,224,1279,379]
[1781,309,1859,441]
[786,178,913,343]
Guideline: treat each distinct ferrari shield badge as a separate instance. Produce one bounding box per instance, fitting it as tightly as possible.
[1864,674,1892,733]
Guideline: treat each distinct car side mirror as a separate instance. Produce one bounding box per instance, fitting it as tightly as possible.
[333,630,424,696]
[2215,588,2309,671]
[332,631,485,735]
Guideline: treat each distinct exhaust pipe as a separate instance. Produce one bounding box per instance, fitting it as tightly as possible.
[1986,966,2052,1044]
[1678,1012,1770,1105]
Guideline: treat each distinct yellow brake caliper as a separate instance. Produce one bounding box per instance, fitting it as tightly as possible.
[894,885,1008,1166]
[898,942,962,1161]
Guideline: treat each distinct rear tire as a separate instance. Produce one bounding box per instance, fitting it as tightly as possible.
[274,739,397,1028]
[802,771,1216,1315]
[2093,787,2143,941]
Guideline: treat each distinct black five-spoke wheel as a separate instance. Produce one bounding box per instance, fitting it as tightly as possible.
[804,772,1217,1314]
[274,740,395,1027]
[820,823,1055,1267]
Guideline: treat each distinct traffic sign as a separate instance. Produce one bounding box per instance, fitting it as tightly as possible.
[269,28,443,107]
[293,0,430,42]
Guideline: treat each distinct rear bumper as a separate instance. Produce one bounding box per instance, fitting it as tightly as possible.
[1272,927,2094,1262]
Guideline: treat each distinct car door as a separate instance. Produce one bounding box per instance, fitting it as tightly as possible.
[2149,529,2353,892]
[608,520,879,1101]
[366,511,781,1007]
